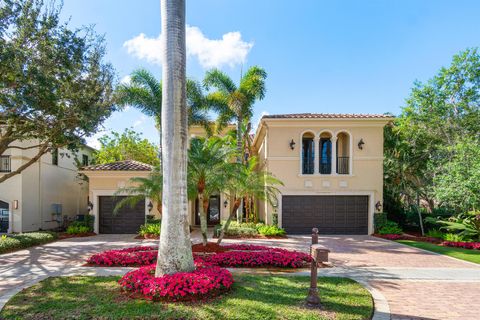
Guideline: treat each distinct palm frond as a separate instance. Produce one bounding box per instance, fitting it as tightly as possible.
[204,69,237,94]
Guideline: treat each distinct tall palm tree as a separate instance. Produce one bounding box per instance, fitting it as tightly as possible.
[116,69,212,166]
[157,0,194,276]
[188,137,237,246]
[204,66,267,163]
[217,156,283,244]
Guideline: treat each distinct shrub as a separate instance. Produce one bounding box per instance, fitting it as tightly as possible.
[377,234,404,240]
[66,225,91,235]
[374,212,388,232]
[0,232,58,254]
[378,221,403,235]
[118,264,234,301]
[139,223,160,237]
[425,229,444,239]
[442,233,466,242]
[257,225,286,236]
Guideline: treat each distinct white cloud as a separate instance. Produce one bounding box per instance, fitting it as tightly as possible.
[123,25,253,69]
[252,110,269,133]
[120,75,131,84]
[133,115,147,128]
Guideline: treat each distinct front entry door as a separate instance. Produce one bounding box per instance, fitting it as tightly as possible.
[195,195,221,226]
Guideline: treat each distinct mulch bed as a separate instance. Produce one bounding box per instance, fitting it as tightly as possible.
[135,235,159,240]
[192,242,229,253]
[214,234,288,239]
[58,232,96,240]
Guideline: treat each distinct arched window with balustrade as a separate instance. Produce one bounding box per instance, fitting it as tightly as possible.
[336,132,350,174]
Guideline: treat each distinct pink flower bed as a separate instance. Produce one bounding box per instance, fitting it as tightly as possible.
[87,244,311,268]
[118,264,233,301]
[197,249,311,268]
[374,234,405,240]
[442,241,480,250]
[86,246,157,266]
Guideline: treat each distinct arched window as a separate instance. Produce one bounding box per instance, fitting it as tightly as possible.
[319,132,332,174]
[336,132,350,174]
[302,132,314,174]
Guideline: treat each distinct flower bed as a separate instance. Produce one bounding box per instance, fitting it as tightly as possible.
[86,246,157,266]
[374,234,405,240]
[118,264,233,301]
[442,241,480,250]
[86,244,311,268]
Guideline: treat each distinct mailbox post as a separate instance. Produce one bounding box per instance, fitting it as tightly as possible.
[306,228,321,308]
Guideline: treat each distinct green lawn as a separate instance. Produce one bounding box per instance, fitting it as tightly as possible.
[0,275,373,320]
[397,240,480,264]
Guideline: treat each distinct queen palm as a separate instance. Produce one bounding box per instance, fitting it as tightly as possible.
[217,156,283,244]
[188,137,236,246]
[116,70,212,165]
[157,0,194,276]
[204,66,267,163]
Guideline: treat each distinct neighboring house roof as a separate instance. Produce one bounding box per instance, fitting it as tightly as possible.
[262,113,394,119]
[81,160,153,171]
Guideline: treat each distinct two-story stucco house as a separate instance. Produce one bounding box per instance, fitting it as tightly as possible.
[252,113,393,235]
[0,141,94,233]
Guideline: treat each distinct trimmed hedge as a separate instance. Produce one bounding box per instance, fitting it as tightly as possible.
[0,232,58,254]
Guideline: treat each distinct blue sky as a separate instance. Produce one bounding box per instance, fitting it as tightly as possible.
[60,0,480,148]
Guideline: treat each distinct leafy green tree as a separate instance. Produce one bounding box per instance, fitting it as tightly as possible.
[93,129,159,166]
[187,137,236,246]
[384,48,480,217]
[0,0,116,183]
[217,156,283,244]
[433,139,480,211]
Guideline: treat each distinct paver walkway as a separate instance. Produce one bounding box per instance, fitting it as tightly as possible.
[1,233,479,320]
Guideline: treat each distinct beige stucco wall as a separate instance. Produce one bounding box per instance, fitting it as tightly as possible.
[84,170,232,233]
[253,118,390,234]
[0,140,92,233]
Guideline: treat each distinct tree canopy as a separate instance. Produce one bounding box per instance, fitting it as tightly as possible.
[93,129,159,166]
[0,0,116,183]
[384,48,480,216]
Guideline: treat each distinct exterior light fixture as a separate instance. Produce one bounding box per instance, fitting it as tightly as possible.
[87,201,93,212]
[289,139,296,150]
[375,201,382,212]
[13,200,18,209]
[358,138,365,150]
[147,201,154,212]
[223,200,228,208]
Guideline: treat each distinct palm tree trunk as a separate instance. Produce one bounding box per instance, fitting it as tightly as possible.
[217,198,241,245]
[198,193,208,246]
[156,0,194,276]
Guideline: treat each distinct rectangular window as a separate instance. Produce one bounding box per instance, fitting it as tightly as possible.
[82,154,89,166]
[52,149,58,166]
[0,156,11,172]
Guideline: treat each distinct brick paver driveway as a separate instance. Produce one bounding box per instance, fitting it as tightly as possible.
[223,235,480,320]
[1,234,479,319]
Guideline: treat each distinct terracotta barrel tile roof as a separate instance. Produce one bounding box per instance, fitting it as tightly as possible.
[82,160,153,171]
[262,113,393,119]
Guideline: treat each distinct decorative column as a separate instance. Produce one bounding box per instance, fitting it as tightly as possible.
[314,136,319,174]
[331,136,337,175]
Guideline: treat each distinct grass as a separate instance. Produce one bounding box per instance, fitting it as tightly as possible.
[0,275,373,320]
[397,240,480,264]
[0,232,58,254]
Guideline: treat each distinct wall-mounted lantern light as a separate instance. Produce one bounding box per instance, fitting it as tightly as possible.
[358,138,365,150]
[223,200,228,208]
[147,201,154,212]
[289,139,296,150]
[87,201,93,212]
[375,201,382,212]
[13,200,18,209]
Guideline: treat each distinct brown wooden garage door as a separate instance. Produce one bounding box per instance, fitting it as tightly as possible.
[99,196,145,234]
[282,195,369,234]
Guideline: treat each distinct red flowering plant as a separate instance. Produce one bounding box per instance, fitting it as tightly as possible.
[442,241,480,250]
[86,246,157,266]
[87,244,311,268]
[118,263,234,301]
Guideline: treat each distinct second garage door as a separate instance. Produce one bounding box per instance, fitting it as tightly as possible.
[282,195,368,234]
[99,196,145,234]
